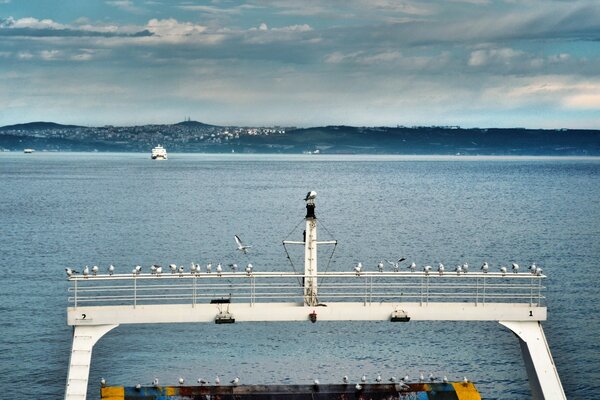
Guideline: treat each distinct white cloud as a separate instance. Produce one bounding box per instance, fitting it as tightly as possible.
[106,0,143,13]
[0,17,65,29]
[468,47,523,67]
[146,18,207,36]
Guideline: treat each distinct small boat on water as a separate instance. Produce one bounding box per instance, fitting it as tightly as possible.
[151,145,167,160]
[24,148,35,154]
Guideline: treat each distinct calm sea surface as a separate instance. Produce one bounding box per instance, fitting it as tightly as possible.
[0,153,599,399]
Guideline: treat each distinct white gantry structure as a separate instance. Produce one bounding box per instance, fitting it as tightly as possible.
[64,193,565,400]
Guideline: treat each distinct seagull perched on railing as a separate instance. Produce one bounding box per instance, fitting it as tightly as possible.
[190,263,197,274]
[150,265,157,274]
[429,373,438,382]
[152,377,159,387]
[354,262,362,276]
[500,266,507,276]
[245,263,253,275]
[65,268,79,277]
[462,263,469,273]
[229,263,238,273]
[231,377,240,386]
[197,378,208,385]
[423,265,432,275]
[92,265,99,276]
[169,264,177,273]
[206,263,212,273]
[178,265,185,275]
[455,264,463,275]
[389,376,396,383]
[178,377,185,385]
[512,263,519,273]
[361,375,367,383]
[481,262,489,273]
[83,265,90,277]
[215,375,221,385]
[377,261,384,272]
[375,374,382,383]
[234,235,252,254]
[216,263,223,275]
[108,265,115,275]
[134,265,142,275]
[342,375,349,383]
[438,263,445,275]
[408,262,417,272]
[155,265,162,275]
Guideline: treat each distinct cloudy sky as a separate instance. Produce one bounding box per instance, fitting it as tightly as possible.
[1,0,599,128]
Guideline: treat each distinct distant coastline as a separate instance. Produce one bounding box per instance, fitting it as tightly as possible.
[1,121,599,155]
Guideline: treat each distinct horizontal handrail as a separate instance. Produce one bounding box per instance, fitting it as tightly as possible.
[67,271,545,308]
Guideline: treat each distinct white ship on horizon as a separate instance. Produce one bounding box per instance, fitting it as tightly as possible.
[151,145,167,160]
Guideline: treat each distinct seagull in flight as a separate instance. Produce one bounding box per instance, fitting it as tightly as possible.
[234,235,252,254]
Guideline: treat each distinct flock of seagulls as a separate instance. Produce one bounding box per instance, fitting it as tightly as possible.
[66,262,256,278]
[351,259,544,276]
[116,373,470,389]
[66,235,254,278]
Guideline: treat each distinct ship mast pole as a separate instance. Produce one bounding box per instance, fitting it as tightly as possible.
[304,196,318,306]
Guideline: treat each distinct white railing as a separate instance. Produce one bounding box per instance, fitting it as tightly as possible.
[67,271,545,308]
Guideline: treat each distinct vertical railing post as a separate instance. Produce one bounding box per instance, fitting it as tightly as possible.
[475,277,479,305]
[133,275,137,308]
[420,276,423,305]
[74,279,78,308]
[193,275,196,307]
[483,276,486,305]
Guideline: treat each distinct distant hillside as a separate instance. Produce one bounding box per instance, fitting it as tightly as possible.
[0,121,84,131]
[174,120,218,128]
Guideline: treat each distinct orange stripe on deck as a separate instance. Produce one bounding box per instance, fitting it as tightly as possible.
[451,382,482,400]
[101,386,124,400]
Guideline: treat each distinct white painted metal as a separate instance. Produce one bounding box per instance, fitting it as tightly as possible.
[500,321,566,400]
[304,209,318,306]
[63,193,564,400]
[65,324,118,400]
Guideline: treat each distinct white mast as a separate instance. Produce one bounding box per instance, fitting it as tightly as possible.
[304,193,318,306]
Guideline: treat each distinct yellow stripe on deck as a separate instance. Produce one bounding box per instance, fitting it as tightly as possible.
[101,386,124,400]
[451,382,481,400]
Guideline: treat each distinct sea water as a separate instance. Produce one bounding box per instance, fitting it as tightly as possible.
[0,153,599,399]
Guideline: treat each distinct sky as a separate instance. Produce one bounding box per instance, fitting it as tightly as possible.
[1,0,599,128]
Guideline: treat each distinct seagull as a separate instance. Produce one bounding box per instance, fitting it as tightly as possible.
[375,374,382,383]
[429,373,438,382]
[342,375,349,383]
[65,268,79,277]
[206,263,212,273]
[463,263,469,273]
[215,375,220,385]
[245,263,253,275]
[169,264,177,273]
[355,383,362,391]
[408,262,417,272]
[361,375,367,383]
[304,191,317,201]
[231,377,240,386]
[443,376,448,383]
[529,263,537,274]
[100,377,106,387]
[178,265,185,275]
[389,376,396,383]
[500,266,507,276]
[402,375,409,382]
[92,265,99,276]
[463,376,469,385]
[387,258,406,272]
[155,265,162,275]
[135,383,142,390]
[178,377,185,385]
[83,265,89,277]
[423,265,432,275]
[419,373,425,383]
[512,263,519,273]
[536,267,543,276]
[438,263,445,275]
[152,377,159,387]
[481,262,489,273]
[234,235,252,254]
[229,263,238,273]
[150,265,157,274]
[195,263,201,273]
[134,265,142,275]
[377,261,384,272]
[197,378,208,385]
[313,379,319,386]
[354,262,362,275]
[190,263,197,274]
[455,264,463,275]
[216,263,223,275]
